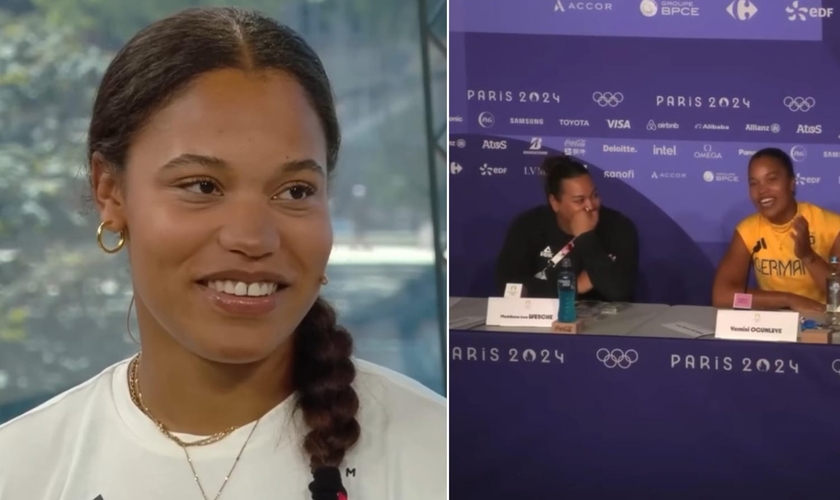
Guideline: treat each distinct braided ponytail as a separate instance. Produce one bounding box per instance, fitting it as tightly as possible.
[294,298,360,493]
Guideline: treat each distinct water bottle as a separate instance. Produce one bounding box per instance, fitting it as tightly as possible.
[827,256,840,328]
[557,258,576,323]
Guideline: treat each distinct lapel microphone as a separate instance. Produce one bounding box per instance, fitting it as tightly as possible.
[309,466,348,500]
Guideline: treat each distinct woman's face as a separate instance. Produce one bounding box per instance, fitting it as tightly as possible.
[93,69,332,364]
[748,156,795,221]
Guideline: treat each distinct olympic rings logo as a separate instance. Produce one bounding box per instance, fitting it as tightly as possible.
[783,96,815,112]
[596,348,638,369]
[831,359,840,375]
[592,92,624,107]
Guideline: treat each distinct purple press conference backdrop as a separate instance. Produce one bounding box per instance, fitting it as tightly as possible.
[449,0,840,305]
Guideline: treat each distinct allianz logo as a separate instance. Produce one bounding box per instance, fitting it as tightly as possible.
[653,144,677,156]
[482,140,507,150]
[480,163,507,176]
[745,123,781,133]
[603,169,634,179]
[603,144,637,153]
[797,124,822,134]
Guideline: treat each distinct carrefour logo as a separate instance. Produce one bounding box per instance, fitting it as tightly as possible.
[727,0,758,20]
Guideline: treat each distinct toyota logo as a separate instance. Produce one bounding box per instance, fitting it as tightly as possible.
[592,92,624,107]
[783,96,815,112]
[596,348,638,369]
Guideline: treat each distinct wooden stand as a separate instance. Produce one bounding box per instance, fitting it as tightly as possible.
[800,329,833,344]
[551,319,586,334]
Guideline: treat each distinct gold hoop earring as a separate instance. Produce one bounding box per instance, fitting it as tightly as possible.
[320,275,329,286]
[96,221,126,254]
[125,295,139,345]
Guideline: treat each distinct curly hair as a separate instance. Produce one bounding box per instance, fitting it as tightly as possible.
[87,6,360,473]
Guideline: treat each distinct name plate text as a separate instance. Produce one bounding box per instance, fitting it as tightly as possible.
[714,309,799,342]
[486,297,557,328]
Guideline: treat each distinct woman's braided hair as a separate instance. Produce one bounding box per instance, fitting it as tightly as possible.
[86,7,360,469]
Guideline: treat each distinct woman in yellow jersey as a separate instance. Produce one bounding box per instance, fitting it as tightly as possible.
[712,147,840,312]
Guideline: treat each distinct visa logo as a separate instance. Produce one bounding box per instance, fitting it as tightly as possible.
[607,119,631,129]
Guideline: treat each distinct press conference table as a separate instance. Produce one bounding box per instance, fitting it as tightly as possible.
[449,297,840,500]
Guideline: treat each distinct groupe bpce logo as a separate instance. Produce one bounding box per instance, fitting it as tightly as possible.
[596,348,639,369]
[592,92,624,107]
[784,96,815,112]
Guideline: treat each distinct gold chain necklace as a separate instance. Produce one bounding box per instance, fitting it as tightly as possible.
[127,354,260,500]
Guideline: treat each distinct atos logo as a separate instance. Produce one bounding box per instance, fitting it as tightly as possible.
[482,140,507,150]
[796,124,822,134]
[606,119,631,129]
[477,112,495,128]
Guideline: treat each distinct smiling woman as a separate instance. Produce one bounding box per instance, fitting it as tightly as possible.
[0,7,444,500]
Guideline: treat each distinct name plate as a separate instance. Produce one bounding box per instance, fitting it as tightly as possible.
[714,309,799,342]
[486,297,558,328]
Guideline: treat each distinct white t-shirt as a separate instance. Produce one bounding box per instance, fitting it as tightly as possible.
[0,357,446,499]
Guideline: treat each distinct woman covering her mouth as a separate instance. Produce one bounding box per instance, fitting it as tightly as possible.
[712,147,840,313]
[0,7,445,500]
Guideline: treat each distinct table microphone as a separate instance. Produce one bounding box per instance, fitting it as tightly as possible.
[309,466,348,500]
[744,238,766,293]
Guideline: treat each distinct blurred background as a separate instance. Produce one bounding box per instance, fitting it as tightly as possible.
[0,0,447,422]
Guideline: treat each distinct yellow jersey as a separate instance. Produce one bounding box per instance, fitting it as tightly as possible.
[736,202,840,303]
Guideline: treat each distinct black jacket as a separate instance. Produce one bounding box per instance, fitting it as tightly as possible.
[495,205,639,301]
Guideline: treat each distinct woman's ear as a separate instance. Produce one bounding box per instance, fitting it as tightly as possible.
[91,152,127,230]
